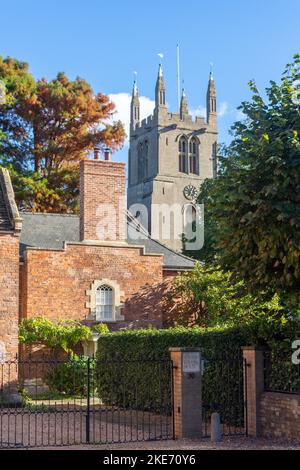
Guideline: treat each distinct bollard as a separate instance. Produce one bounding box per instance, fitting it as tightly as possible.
[211,412,221,442]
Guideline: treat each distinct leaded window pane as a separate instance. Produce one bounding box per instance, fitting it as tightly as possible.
[96,285,113,321]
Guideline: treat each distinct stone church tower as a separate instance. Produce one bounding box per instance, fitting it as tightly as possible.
[127,65,218,252]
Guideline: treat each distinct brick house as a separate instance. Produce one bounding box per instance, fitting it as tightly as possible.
[0,156,194,358]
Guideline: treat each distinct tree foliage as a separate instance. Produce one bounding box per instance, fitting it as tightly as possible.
[19,317,108,354]
[196,54,300,299]
[0,56,125,212]
[164,263,285,327]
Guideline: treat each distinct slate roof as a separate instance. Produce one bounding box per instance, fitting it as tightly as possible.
[20,213,195,270]
[0,178,13,231]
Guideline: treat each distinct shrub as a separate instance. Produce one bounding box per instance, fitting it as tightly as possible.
[45,356,95,396]
[96,320,300,422]
[164,263,286,328]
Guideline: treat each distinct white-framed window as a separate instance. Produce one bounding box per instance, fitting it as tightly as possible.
[96,285,114,321]
[86,279,124,323]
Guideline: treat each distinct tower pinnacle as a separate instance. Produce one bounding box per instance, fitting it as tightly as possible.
[180,83,188,118]
[130,79,140,133]
[155,64,166,110]
[206,69,217,127]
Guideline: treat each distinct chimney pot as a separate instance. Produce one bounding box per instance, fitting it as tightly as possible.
[104,147,111,161]
[94,145,100,160]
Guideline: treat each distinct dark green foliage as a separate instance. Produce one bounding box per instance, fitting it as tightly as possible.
[164,263,284,328]
[96,321,300,423]
[96,359,172,412]
[202,356,244,427]
[45,356,95,396]
[196,55,300,298]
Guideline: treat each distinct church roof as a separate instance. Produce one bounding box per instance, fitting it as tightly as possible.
[19,213,195,270]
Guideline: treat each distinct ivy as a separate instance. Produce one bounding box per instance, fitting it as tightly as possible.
[19,317,108,354]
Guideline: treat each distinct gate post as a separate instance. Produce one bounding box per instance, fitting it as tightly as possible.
[242,346,265,437]
[169,347,202,439]
[86,357,91,443]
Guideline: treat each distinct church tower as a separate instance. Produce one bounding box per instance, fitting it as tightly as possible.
[128,65,218,252]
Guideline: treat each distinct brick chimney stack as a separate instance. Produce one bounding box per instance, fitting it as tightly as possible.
[80,154,126,242]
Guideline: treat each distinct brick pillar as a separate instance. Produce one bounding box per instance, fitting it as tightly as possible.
[242,346,265,437]
[170,347,202,439]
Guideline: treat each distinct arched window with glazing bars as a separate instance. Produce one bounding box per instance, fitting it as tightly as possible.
[179,136,188,173]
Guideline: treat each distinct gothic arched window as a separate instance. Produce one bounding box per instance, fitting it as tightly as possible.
[143,140,149,179]
[179,136,188,173]
[189,137,199,175]
[138,143,143,181]
[96,285,114,321]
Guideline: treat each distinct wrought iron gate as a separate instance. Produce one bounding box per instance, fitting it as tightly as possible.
[0,357,173,448]
[201,354,248,437]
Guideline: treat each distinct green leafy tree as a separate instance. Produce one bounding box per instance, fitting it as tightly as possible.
[183,177,220,262]
[194,55,300,300]
[164,263,284,328]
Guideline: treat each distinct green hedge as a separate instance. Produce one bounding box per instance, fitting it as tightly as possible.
[96,321,300,424]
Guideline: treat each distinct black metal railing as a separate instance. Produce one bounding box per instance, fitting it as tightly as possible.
[264,350,300,395]
[0,356,173,448]
[201,354,247,437]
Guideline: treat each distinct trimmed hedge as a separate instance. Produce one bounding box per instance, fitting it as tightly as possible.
[96,321,300,423]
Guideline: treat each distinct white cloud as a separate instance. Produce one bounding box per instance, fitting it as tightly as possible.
[190,105,206,120]
[190,101,229,120]
[218,101,229,118]
[108,93,155,145]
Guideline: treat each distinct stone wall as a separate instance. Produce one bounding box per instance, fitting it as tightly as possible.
[21,242,164,330]
[260,392,300,439]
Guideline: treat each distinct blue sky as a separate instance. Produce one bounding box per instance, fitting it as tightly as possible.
[1,0,300,164]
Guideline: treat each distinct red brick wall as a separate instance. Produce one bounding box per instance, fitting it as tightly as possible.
[163,270,181,280]
[21,243,164,329]
[0,233,19,360]
[80,159,126,242]
[260,392,300,440]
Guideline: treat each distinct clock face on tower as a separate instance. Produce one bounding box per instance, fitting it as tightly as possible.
[183,184,198,201]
